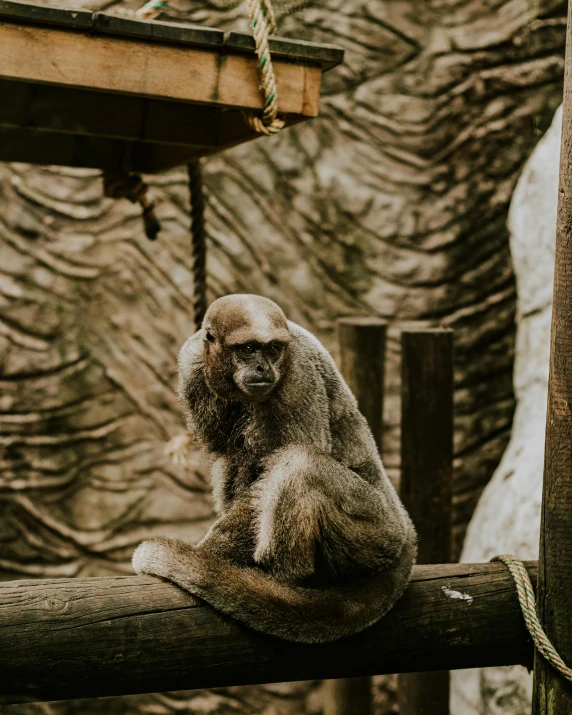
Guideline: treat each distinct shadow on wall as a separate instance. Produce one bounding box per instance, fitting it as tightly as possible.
[450,105,562,715]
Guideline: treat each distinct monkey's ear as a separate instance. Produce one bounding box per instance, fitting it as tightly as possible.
[205,330,216,344]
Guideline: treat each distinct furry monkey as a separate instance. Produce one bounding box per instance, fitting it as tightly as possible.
[133,295,417,643]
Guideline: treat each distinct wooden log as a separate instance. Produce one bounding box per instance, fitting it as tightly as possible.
[323,318,388,715]
[398,328,454,715]
[532,3,572,711]
[0,563,536,704]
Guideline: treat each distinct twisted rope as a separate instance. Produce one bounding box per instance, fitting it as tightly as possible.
[492,555,572,683]
[133,0,284,134]
[102,173,160,240]
[188,161,207,331]
[244,0,285,135]
[135,0,165,19]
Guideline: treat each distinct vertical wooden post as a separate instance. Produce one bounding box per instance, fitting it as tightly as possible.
[532,5,572,712]
[323,317,387,715]
[398,328,454,715]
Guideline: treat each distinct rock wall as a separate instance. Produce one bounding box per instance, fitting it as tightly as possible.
[450,105,561,715]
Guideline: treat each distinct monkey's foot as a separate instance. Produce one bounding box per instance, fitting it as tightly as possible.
[132,537,172,577]
[133,537,209,597]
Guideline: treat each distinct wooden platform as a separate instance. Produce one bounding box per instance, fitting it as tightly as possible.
[0,0,343,172]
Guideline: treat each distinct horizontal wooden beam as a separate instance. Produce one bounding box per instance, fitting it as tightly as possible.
[0,21,321,116]
[0,79,307,172]
[0,562,535,703]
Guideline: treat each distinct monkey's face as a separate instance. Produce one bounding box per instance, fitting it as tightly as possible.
[205,333,288,403]
[229,340,288,402]
[201,294,292,403]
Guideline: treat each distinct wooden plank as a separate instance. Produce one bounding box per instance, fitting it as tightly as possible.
[398,329,454,715]
[0,563,536,704]
[0,0,344,71]
[0,126,141,171]
[0,112,305,172]
[94,12,225,48]
[0,80,222,147]
[323,318,388,715]
[0,22,322,117]
[0,126,205,172]
[0,0,92,28]
[532,1,572,712]
[226,31,345,71]
[0,0,344,72]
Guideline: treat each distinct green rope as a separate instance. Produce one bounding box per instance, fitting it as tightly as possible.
[492,555,572,683]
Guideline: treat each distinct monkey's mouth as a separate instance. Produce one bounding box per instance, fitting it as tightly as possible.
[240,379,276,397]
[245,380,274,390]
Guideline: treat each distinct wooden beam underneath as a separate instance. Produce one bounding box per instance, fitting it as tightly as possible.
[0,562,535,703]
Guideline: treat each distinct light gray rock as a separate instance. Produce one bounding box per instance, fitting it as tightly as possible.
[450,105,561,715]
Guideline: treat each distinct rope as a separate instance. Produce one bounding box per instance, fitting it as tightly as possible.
[135,0,165,19]
[133,0,284,134]
[244,0,285,135]
[102,173,161,241]
[188,161,207,331]
[492,555,572,683]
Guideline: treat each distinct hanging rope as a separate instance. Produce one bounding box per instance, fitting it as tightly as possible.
[243,0,285,136]
[492,555,572,683]
[188,161,207,331]
[102,173,161,241]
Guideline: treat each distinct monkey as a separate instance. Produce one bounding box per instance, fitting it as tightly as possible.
[132,294,417,643]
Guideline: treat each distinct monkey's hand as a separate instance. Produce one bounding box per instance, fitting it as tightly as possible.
[132,536,202,585]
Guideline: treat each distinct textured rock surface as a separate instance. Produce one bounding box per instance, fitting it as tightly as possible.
[450,105,561,715]
[0,0,567,713]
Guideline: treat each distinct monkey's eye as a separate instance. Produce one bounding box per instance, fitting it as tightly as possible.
[240,344,255,356]
[267,343,282,359]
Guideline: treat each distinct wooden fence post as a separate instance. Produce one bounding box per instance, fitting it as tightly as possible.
[323,317,387,715]
[532,4,572,711]
[398,328,454,715]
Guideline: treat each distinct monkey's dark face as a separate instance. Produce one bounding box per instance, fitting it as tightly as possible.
[200,294,292,403]
[203,335,289,403]
[228,340,288,402]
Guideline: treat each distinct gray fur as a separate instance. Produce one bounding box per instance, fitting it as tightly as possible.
[133,294,417,643]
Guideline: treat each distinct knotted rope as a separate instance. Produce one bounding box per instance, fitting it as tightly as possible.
[244,0,285,135]
[492,555,572,683]
[103,173,161,241]
[188,161,207,331]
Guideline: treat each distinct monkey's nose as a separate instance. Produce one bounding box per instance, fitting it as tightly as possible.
[256,364,264,374]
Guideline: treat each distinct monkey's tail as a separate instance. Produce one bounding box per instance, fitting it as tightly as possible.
[132,535,416,643]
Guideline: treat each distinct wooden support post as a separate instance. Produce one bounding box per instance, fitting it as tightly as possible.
[323,317,387,715]
[337,317,387,452]
[532,5,572,712]
[398,328,454,715]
